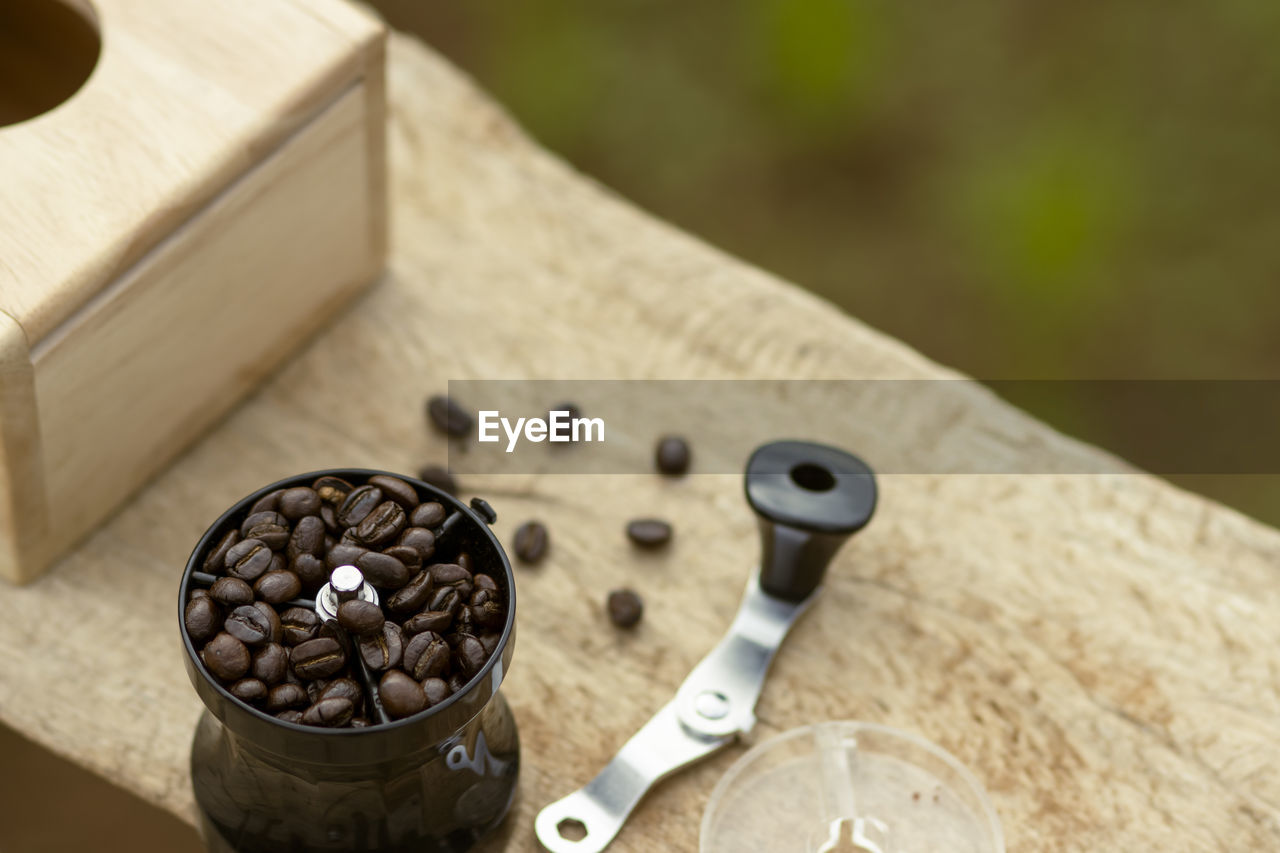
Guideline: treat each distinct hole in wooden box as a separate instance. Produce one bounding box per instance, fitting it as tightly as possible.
[0,0,101,127]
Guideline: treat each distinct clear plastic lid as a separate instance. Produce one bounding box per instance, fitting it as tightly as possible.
[701,722,1004,853]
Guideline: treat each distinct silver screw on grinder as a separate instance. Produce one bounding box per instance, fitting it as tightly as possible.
[315,565,379,622]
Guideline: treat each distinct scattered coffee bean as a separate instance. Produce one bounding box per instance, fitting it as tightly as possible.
[409,501,446,529]
[368,475,419,511]
[319,678,364,708]
[454,634,487,678]
[252,643,289,685]
[203,632,251,681]
[403,609,453,636]
[280,607,320,646]
[224,605,274,646]
[387,570,434,615]
[626,518,673,548]
[337,600,385,636]
[312,476,353,507]
[416,465,457,496]
[290,553,326,588]
[275,709,305,724]
[185,597,222,644]
[513,520,549,564]
[470,588,505,629]
[607,589,644,628]
[473,573,498,594]
[421,677,451,708]
[286,515,325,560]
[241,511,291,550]
[357,622,405,671]
[325,542,368,570]
[210,576,254,607]
[253,601,283,644]
[397,527,436,560]
[279,487,321,521]
[291,637,346,680]
[426,586,462,619]
[655,436,691,475]
[230,678,269,704]
[248,489,285,515]
[350,501,406,548]
[254,570,302,604]
[302,697,355,728]
[225,538,273,580]
[382,544,423,574]
[320,504,341,535]
[404,631,450,680]
[267,682,309,713]
[203,530,241,573]
[336,485,383,528]
[478,631,501,656]
[447,673,468,694]
[379,670,427,719]
[356,550,409,589]
[426,394,473,437]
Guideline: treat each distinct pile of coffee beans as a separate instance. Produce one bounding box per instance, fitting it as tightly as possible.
[184,473,507,727]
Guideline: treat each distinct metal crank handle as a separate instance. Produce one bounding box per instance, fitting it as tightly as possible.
[535,441,877,853]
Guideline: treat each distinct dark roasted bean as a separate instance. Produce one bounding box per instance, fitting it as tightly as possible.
[189,588,211,601]
[454,606,475,635]
[379,670,426,719]
[302,697,355,728]
[382,544,423,574]
[275,709,305,724]
[416,465,457,496]
[396,527,436,560]
[268,553,287,577]
[252,643,288,685]
[248,489,284,515]
[447,673,467,694]
[356,550,409,589]
[426,394,472,437]
[325,542,368,570]
[253,601,283,644]
[427,586,461,618]
[387,570,433,615]
[350,501,406,548]
[280,607,320,646]
[626,518,673,548]
[358,622,405,671]
[404,631,450,680]
[478,632,501,656]
[337,599,384,636]
[429,563,472,591]
[403,609,453,636]
[336,485,383,528]
[513,520,549,564]
[279,487,321,521]
[473,573,499,594]
[421,677,451,708]
[290,553,326,588]
[184,597,222,643]
[453,634,487,678]
[607,589,644,628]
[409,501,446,529]
[203,632,250,681]
[470,590,504,629]
[224,605,273,646]
[319,678,364,709]
[320,504,341,535]
[266,682,309,713]
[225,538,272,580]
[287,515,325,560]
[230,678,268,704]
[456,552,474,572]
[312,476,353,507]
[210,576,254,607]
[203,530,241,573]
[291,638,346,680]
[368,475,419,511]
[241,511,290,550]
[655,435,692,475]
[254,570,301,604]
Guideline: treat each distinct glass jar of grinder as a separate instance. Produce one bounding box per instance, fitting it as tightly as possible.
[179,469,518,853]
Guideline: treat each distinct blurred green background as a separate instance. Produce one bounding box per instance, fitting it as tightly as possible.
[372,0,1280,523]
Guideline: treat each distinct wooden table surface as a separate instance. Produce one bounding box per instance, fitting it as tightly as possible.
[2,31,1279,852]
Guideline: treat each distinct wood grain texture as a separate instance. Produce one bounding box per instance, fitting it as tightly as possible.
[1,30,1278,852]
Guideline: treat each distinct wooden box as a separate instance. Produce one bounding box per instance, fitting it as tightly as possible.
[0,0,387,583]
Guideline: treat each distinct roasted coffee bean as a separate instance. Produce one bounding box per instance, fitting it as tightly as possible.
[226,538,272,580]
[287,515,326,560]
[302,697,355,728]
[190,588,211,601]
[203,529,241,573]
[447,673,468,694]
[184,596,222,643]
[356,550,409,589]
[409,501,446,529]
[230,678,269,704]
[275,709,305,724]
[254,570,302,604]
[427,586,461,617]
[320,504,341,535]
[473,573,499,594]
[252,643,288,685]
[396,527,436,560]
[279,487,321,521]
[210,576,254,607]
[241,511,291,550]
[325,542,368,570]
[421,677,451,708]
[426,394,472,437]
[312,475,353,507]
[291,638,346,680]
[403,609,453,636]
[281,607,320,646]
[404,631,450,680]
[267,682,309,713]
[350,501,406,548]
[457,552,474,571]
[470,589,504,629]
[387,570,434,615]
[268,553,287,577]
[225,605,273,646]
[357,621,405,671]
[454,606,475,635]
[626,518,673,548]
[607,589,644,628]
[203,632,250,681]
[337,599,384,636]
[416,465,457,495]
[318,621,351,653]
[319,678,364,708]
[253,601,283,644]
[368,475,419,511]
[478,632,501,656]
[453,634,487,678]
[655,436,692,475]
[430,563,472,591]
[249,489,285,515]
[513,520,549,564]
[290,553,326,588]
[336,485,383,528]
[383,544,423,574]
[379,670,427,719]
